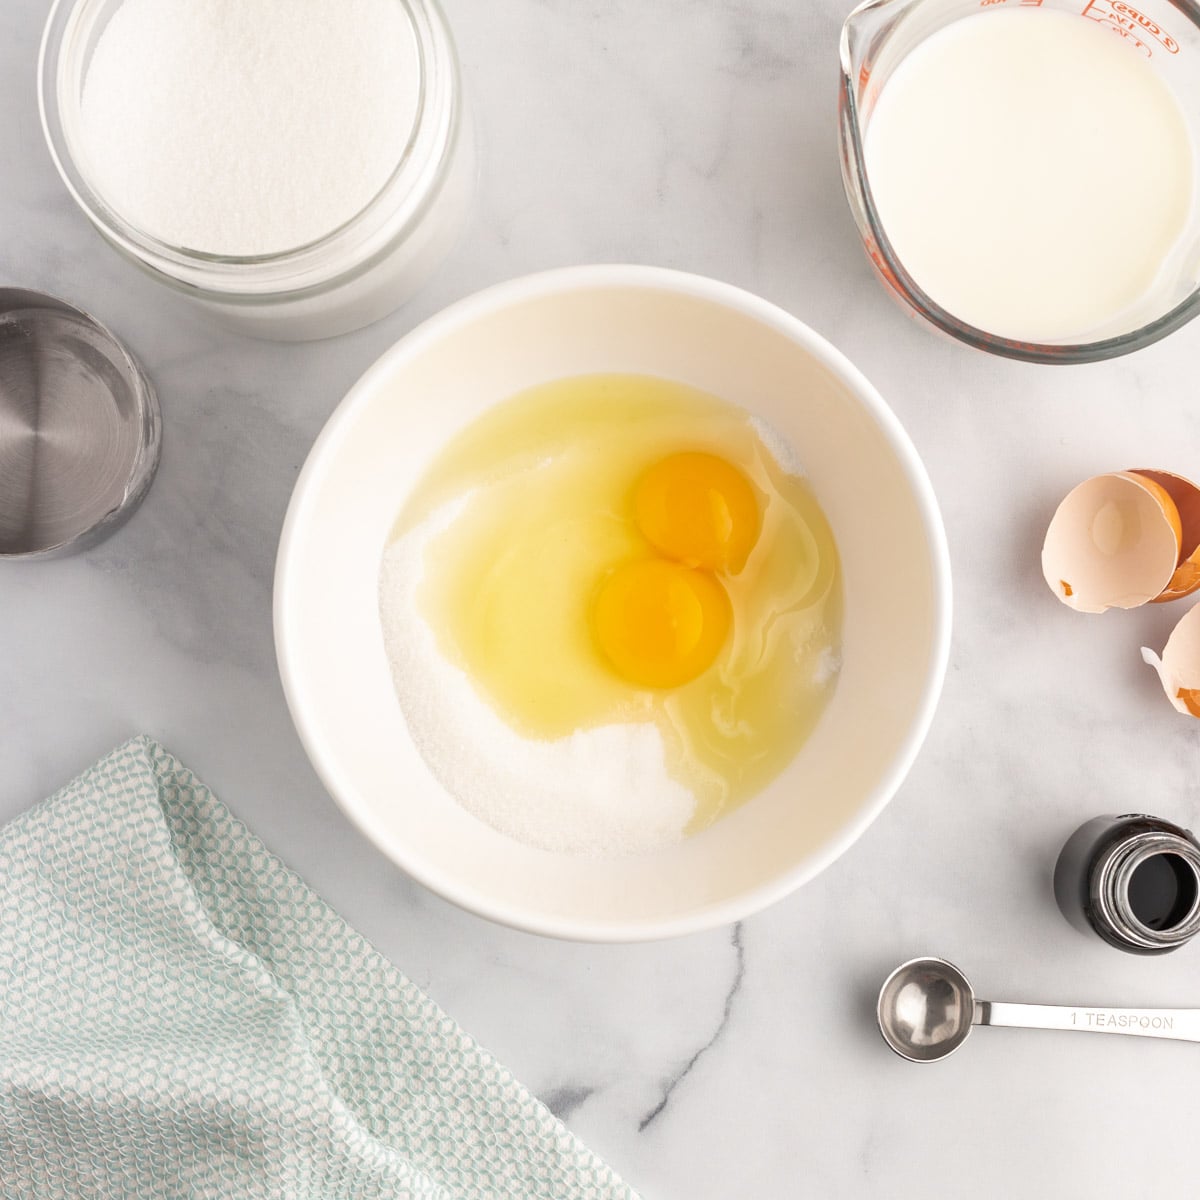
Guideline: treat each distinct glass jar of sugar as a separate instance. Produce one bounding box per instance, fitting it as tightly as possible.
[40,0,473,341]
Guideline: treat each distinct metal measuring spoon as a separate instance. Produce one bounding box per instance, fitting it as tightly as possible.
[877,956,1200,1063]
[0,289,160,559]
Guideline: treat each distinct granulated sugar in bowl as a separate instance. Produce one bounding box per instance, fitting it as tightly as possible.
[380,497,702,859]
[40,0,474,340]
[275,267,951,941]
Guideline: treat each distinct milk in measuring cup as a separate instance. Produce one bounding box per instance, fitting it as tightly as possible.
[864,7,1196,344]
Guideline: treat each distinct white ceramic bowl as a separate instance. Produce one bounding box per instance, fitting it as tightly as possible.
[275,266,951,941]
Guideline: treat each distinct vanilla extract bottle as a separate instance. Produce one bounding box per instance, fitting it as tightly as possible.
[1054,814,1200,956]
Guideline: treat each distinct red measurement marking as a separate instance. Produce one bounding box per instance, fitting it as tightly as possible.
[867,239,903,293]
[1081,0,1180,54]
[1113,25,1153,54]
[1111,1,1179,52]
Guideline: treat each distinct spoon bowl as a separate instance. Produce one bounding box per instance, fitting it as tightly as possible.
[877,956,976,1063]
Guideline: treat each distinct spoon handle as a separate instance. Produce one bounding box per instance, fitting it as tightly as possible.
[977,1000,1200,1043]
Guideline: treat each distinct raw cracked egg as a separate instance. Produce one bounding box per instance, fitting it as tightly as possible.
[593,559,732,690]
[634,452,761,574]
[1042,469,1200,612]
[388,373,842,833]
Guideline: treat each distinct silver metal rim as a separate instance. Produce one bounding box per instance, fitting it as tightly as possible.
[0,287,161,560]
[1094,831,1200,950]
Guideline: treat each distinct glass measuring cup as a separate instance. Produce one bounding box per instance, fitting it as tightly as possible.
[839,0,1200,363]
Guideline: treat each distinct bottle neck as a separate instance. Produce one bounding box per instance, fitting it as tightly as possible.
[1090,830,1200,952]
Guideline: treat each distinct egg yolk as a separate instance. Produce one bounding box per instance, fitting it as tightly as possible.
[634,452,760,574]
[593,559,731,689]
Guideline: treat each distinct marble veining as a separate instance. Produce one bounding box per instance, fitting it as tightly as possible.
[639,924,746,1132]
[3,1,1200,1197]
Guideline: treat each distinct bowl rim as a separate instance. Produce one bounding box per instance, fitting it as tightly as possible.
[274,264,953,942]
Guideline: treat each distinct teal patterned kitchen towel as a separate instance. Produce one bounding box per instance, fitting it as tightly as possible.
[0,736,637,1200]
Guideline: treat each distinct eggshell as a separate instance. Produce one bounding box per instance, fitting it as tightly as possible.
[1130,470,1200,603]
[1042,472,1181,613]
[1142,601,1200,718]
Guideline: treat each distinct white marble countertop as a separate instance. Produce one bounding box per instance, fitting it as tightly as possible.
[4,1,1200,1196]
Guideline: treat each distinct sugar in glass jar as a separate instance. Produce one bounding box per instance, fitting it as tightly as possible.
[39,0,474,341]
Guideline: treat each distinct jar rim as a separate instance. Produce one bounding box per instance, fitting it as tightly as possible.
[1092,830,1200,950]
[38,0,462,300]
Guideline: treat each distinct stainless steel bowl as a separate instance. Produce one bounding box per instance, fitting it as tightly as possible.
[0,288,160,558]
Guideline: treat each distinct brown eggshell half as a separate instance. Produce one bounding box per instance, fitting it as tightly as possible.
[1042,472,1181,613]
[1142,601,1200,718]
[1130,470,1200,603]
